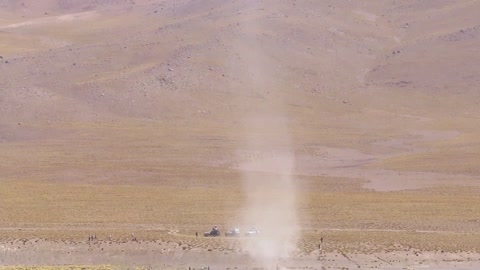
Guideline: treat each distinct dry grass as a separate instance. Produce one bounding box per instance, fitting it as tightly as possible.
[300,230,480,254]
[1,121,480,253]
[379,150,480,174]
[1,0,480,257]
[0,266,152,270]
[0,179,242,229]
[304,189,480,232]
[1,170,480,252]
[0,267,112,270]
[378,132,480,174]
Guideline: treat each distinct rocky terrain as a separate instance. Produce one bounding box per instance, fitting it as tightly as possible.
[1,0,480,269]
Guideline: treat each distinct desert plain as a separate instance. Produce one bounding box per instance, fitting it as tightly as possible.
[1,0,480,269]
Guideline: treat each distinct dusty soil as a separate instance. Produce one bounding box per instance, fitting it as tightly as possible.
[1,0,480,269]
[1,238,480,269]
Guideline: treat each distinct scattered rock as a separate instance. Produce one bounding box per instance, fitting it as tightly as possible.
[387,80,411,87]
[168,68,173,71]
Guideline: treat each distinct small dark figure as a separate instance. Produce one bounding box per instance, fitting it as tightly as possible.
[321,237,324,244]
[196,232,198,237]
[131,233,137,242]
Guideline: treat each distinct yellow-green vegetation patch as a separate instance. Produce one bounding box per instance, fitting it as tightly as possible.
[303,185,480,231]
[0,179,243,227]
[1,176,480,252]
[374,131,480,174]
[377,149,480,174]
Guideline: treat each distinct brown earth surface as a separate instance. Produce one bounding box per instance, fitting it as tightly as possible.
[1,0,480,269]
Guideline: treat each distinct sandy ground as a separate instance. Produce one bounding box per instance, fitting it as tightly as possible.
[1,238,480,269]
[1,1,480,269]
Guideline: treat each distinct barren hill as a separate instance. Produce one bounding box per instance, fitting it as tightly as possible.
[1,0,480,258]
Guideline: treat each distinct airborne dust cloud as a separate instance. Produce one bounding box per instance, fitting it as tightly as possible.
[230,2,300,267]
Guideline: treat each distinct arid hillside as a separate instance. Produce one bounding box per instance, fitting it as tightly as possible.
[0,0,480,256]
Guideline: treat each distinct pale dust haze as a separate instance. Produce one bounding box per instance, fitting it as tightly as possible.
[240,116,299,267]
[232,2,300,264]
[1,0,480,269]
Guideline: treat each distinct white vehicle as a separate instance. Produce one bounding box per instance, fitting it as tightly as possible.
[225,228,240,237]
[245,227,260,236]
